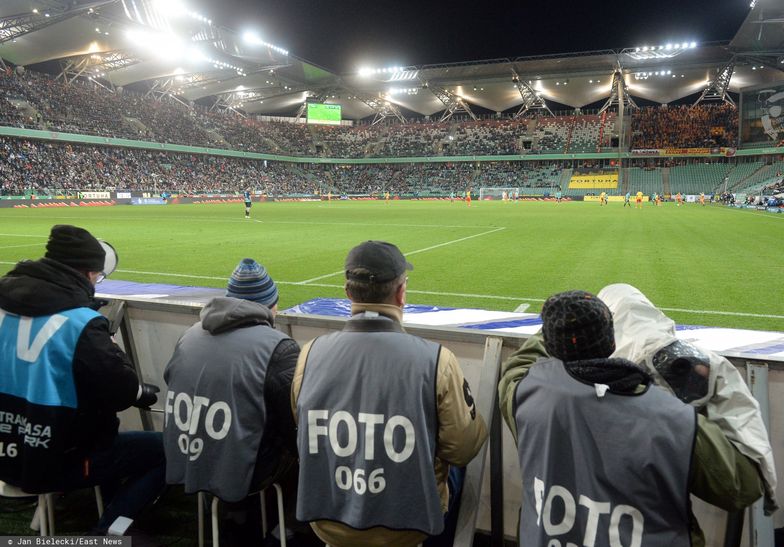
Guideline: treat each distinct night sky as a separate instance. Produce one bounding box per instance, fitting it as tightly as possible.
[201,0,751,73]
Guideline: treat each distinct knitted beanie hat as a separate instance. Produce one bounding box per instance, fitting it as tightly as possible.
[541,290,616,362]
[44,224,106,271]
[226,258,279,307]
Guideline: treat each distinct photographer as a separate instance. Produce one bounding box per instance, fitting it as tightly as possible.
[0,225,164,535]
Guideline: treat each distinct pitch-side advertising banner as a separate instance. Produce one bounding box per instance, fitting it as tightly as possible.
[569,173,619,189]
[79,191,111,199]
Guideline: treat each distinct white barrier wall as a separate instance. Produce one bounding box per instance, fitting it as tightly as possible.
[106,296,783,545]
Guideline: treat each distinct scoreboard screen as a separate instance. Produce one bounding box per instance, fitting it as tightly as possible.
[307,103,342,125]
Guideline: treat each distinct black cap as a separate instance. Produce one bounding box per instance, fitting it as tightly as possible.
[345,241,413,283]
[541,290,616,362]
[45,225,106,272]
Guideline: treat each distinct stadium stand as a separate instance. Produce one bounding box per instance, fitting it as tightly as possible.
[720,161,764,191]
[627,167,664,196]
[446,119,522,156]
[310,125,377,158]
[669,162,733,194]
[632,104,738,149]
[532,116,570,153]
[734,161,784,194]
[379,121,449,157]
[0,69,750,164]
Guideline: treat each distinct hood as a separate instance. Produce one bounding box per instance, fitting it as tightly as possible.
[200,296,274,335]
[598,283,778,515]
[0,258,96,316]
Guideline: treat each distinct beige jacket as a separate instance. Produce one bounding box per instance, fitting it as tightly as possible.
[291,302,488,547]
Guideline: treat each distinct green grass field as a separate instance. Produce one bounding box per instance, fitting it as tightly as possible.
[1,199,782,331]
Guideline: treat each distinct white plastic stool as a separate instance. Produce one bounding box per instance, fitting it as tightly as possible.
[198,483,285,547]
[0,481,104,536]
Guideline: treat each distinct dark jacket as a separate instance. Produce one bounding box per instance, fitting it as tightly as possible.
[0,258,139,461]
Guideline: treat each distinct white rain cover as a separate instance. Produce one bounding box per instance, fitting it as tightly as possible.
[99,241,118,277]
[597,283,778,515]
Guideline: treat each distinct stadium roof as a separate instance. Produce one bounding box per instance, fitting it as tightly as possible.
[1,0,783,119]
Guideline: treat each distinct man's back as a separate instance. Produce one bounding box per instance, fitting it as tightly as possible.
[296,314,442,534]
[515,358,694,547]
[164,297,292,502]
[293,304,487,547]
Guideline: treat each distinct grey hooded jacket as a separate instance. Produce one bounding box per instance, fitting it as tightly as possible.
[163,297,299,501]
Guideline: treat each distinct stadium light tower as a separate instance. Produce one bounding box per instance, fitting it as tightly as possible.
[511,68,554,118]
[0,0,117,44]
[357,93,407,125]
[55,50,143,87]
[599,64,638,115]
[422,81,478,122]
[693,58,736,107]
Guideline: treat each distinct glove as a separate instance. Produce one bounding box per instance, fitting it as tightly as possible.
[134,383,160,408]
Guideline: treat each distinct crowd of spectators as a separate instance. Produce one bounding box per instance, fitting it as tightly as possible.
[0,137,477,196]
[2,68,746,160]
[378,122,450,157]
[310,125,376,158]
[632,103,738,149]
[8,136,770,199]
[446,119,523,156]
[473,161,562,188]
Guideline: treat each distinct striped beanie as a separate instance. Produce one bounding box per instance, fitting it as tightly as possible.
[226,258,279,307]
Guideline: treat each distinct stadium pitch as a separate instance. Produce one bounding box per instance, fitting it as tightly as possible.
[0,199,781,331]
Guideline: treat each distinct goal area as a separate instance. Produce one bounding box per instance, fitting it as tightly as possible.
[478,187,519,200]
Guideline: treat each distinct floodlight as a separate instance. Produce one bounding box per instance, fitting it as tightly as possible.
[243,30,262,45]
[156,0,187,16]
[358,67,373,77]
[665,43,672,50]
[642,46,648,52]
[689,42,696,48]
[674,44,680,49]
[681,42,689,49]
[32,8,39,13]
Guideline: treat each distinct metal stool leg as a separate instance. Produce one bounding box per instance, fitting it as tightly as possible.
[273,484,285,547]
[197,492,205,547]
[45,493,55,536]
[36,495,48,536]
[211,496,220,547]
[94,486,104,518]
[260,489,268,537]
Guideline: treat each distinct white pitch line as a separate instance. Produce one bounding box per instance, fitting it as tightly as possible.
[294,227,507,285]
[0,233,48,238]
[0,243,45,250]
[117,269,228,281]
[251,219,490,229]
[3,215,490,229]
[1,261,781,321]
[718,207,784,220]
[657,306,784,320]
